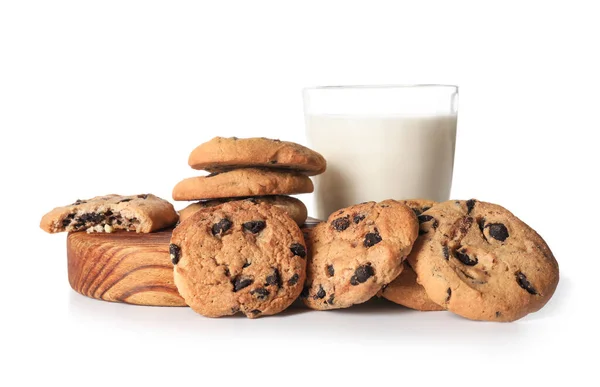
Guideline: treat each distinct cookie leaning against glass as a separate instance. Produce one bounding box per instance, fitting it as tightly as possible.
[170,200,307,318]
[302,200,419,310]
[408,199,559,322]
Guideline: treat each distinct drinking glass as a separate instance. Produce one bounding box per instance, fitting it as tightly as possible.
[303,84,459,220]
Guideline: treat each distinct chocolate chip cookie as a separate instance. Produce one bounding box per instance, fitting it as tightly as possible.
[40,194,178,234]
[170,200,307,318]
[407,199,559,322]
[380,262,444,311]
[172,168,314,201]
[380,198,443,310]
[188,136,327,175]
[302,200,419,310]
[178,196,308,225]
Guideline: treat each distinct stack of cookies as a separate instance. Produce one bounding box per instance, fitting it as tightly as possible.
[172,136,327,226]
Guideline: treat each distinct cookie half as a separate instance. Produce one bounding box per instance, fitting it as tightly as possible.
[170,200,307,318]
[302,200,419,310]
[172,168,314,201]
[381,262,444,311]
[188,136,327,175]
[408,199,559,322]
[40,194,178,234]
[179,196,307,226]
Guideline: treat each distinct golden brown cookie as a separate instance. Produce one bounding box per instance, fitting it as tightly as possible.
[302,200,419,310]
[408,199,559,322]
[40,194,178,234]
[172,169,314,201]
[380,262,444,311]
[380,198,442,311]
[188,136,327,175]
[178,196,307,226]
[170,200,307,318]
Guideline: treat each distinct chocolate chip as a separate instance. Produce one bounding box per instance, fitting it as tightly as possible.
[104,210,113,217]
[516,272,537,295]
[327,294,335,305]
[495,311,502,318]
[72,199,86,205]
[251,288,270,300]
[466,199,476,214]
[243,260,251,268]
[67,213,76,219]
[243,220,266,234]
[442,245,449,260]
[265,269,281,287]
[326,265,334,277]
[212,218,232,236]
[62,218,72,227]
[488,223,509,242]
[287,273,299,286]
[290,243,306,258]
[432,219,439,229]
[314,285,326,299]
[331,216,350,231]
[446,288,452,302]
[350,264,374,285]
[232,276,254,292]
[454,249,478,266]
[118,198,132,203]
[224,267,230,277]
[364,232,382,248]
[79,212,104,223]
[300,286,309,298]
[412,208,423,216]
[353,214,366,224]
[137,194,149,199]
[418,214,434,224]
[249,309,262,315]
[169,244,181,264]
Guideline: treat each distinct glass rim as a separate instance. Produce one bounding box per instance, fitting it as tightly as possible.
[303,84,458,92]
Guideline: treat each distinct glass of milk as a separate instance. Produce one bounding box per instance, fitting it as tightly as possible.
[303,84,458,220]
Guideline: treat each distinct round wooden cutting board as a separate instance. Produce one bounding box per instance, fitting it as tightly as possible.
[67,229,187,306]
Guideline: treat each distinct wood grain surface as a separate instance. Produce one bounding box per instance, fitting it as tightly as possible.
[67,228,186,306]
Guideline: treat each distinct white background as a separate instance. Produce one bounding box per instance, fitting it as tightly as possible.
[1,1,598,386]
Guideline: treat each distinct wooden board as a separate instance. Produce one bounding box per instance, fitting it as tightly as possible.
[67,228,187,306]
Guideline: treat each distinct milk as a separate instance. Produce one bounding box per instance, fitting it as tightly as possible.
[305,114,457,219]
